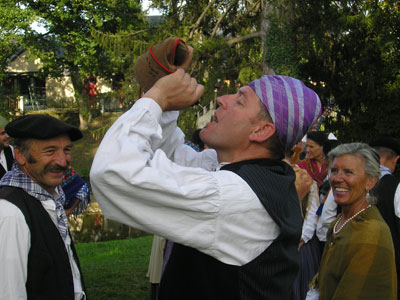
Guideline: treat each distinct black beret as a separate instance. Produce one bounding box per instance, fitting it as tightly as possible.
[369,136,400,155]
[5,114,82,141]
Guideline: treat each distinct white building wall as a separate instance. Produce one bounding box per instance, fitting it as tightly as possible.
[6,49,113,105]
[46,76,76,101]
[6,50,42,73]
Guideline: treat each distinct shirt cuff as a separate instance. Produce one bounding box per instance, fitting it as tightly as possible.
[134,98,163,122]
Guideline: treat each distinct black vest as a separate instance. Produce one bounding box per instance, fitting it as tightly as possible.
[0,146,14,178]
[159,159,302,300]
[372,174,400,297]
[0,186,85,300]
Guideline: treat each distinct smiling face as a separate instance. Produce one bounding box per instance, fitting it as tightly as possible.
[15,135,73,193]
[329,154,377,209]
[200,86,268,156]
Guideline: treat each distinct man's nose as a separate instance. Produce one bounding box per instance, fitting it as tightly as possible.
[216,95,234,110]
[54,152,69,167]
[216,97,225,109]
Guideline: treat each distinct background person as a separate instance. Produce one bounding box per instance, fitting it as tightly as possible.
[370,135,400,299]
[62,165,91,217]
[315,139,342,251]
[0,116,14,179]
[308,143,397,300]
[298,131,328,187]
[91,70,321,300]
[0,114,86,300]
[147,235,166,300]
[285,151,320,300]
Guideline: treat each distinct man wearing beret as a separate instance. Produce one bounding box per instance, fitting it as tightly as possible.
[0,116,14,179]
[0,114,86,300]
[370,136,400,299]
[91,69,321,299]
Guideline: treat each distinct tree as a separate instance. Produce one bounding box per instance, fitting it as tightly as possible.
[0,1,37,115]
[143,0,295,135]
[5,0,147,129]
[293,0,400,142]
[0,1,37,74]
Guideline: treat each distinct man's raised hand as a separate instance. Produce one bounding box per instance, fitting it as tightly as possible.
[144,69,204,111]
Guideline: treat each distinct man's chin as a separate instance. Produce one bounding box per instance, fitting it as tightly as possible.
[48,174,64,185]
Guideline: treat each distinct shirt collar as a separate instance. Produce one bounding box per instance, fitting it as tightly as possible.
[379,165,392,178]
[216,162,231,171]
[0,163,65,204]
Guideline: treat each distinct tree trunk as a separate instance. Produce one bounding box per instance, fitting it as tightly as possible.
[79,112,88,130]
[260,0,275,75]
[69,67,89,130]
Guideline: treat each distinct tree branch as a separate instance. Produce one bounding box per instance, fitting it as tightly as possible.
[188,0,217,40]
[210,0,239,39]
[226,32,262,46]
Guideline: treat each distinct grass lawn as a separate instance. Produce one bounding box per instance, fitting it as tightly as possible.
[69,113,153,299]
[76,236,153,300]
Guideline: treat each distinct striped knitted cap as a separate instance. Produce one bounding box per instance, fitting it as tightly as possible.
[248,75,321,151]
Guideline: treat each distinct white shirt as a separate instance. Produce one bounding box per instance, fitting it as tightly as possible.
[316,189,337,242]
[379,166,400,218]
[395,187,400,218]
[0,145,14,172]
[0,193,85,300]
[90,98,280,266]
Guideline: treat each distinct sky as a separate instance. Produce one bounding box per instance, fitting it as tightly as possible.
[143,0,161,16]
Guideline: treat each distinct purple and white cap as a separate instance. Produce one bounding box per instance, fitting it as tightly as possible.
[248,75,321,151]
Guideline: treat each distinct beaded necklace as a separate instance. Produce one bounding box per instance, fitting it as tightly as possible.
[333,204,371,235]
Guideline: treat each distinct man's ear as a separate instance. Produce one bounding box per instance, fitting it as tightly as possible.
[14,147,27,166]
[249,122,275,143]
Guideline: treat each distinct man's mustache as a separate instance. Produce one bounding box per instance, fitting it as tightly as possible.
[43,163,69,174]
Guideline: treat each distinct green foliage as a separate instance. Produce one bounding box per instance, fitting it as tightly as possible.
[90,125,111,141]
[140,0,267,135]
[2,0,147,126]
[0,2,37,116]
[0,2,35,73]
[4,0,395,144]
[265,15,299,77]
[294,0,400,142]
[177,105,199,139]
[71,112,122,177]
[238,67,262,87]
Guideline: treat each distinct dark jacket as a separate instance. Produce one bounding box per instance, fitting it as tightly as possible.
[373,174,400,299]
[0,146,14,178]
[0,186,85,300]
